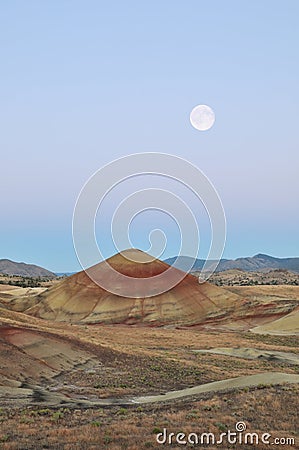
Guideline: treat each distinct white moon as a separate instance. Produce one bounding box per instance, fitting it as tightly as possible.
[190,104,215,131]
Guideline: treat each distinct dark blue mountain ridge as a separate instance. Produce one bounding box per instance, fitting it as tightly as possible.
[164,254,299,273]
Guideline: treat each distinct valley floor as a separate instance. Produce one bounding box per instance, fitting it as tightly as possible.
[0,284,298,449]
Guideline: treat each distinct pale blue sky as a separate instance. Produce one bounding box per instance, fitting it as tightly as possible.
[0,1,298,271]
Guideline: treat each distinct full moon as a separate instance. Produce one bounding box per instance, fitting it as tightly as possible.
[190,104,215,131]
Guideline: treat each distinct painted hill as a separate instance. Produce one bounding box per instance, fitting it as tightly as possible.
[0,259,56,278]
[25,249,246,325]
[165,254,299,273]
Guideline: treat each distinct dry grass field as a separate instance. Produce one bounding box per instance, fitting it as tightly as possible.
[0,265,298,449]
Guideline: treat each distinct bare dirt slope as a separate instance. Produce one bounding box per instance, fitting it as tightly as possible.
[2,251,298,332]
[0,259,56,277]
[23,250,247,325]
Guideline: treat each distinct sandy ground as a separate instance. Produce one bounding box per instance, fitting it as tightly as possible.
[251,307,299,335]
[227,285,299,300]
[133,372,299,404]
[0,285,46,295]
[194,347,299,364]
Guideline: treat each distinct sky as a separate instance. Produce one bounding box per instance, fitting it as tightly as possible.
[0,0,298,272]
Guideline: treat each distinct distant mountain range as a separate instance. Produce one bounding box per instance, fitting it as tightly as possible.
[55,272,77,277]
[165,254,299,273]
[0,259,56,278]
[1,253,299,278]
